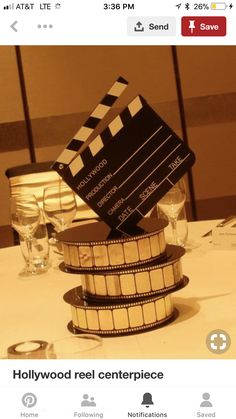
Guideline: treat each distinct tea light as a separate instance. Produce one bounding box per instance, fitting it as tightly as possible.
[7,340,48,359]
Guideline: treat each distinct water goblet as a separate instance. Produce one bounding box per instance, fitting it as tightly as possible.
[10,194,40,275]
[157,179,186,246]
[19,210,50,274]
[43,184,77,244]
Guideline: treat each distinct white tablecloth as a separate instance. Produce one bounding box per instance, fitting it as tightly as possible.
[0,220,235,359]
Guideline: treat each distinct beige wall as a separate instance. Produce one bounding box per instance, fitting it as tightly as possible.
[178,46,236,207]
[178,46,236,97]
[0,47,24,123]
[0,47,29,225]
[20,46,177,119]
[0,46,236,226]
[1,46,179,225]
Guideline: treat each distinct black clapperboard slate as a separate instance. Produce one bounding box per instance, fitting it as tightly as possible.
[53,79,195,234]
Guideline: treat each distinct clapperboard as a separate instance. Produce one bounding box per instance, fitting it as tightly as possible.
[53,77,195,233]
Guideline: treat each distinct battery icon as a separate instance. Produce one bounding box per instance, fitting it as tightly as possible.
[211,2,226,9]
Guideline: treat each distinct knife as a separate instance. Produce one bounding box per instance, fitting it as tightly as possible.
[202,215,236,237]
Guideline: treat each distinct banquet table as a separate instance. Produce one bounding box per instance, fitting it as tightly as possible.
[0,220,235,359]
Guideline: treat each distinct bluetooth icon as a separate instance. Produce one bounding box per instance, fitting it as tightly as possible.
[185,2,190,10]
[22,393,37,408]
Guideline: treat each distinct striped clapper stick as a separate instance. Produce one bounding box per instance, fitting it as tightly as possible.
[68,94,144,178]
[52,76,128,174]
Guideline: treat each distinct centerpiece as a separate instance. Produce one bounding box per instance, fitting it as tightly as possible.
[53,77,195,336]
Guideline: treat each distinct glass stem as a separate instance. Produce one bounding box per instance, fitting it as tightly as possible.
[25,237,35,272]
[170,218,178,244]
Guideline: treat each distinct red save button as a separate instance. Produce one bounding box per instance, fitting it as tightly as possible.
[182,16,226,36]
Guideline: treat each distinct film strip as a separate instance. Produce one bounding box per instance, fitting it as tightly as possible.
[64,285,176,336]
[80,245,184,301]
[58,218,168,271]
[68,95,144,177]
[53,77,128,173]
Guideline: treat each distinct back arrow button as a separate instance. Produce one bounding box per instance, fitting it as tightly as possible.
[10,21,18,32]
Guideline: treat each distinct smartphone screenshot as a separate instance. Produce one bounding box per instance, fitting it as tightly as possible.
[0,1,235,418]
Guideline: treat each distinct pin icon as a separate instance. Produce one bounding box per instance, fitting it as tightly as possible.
[188,20,195,34]
[22,393,37,408]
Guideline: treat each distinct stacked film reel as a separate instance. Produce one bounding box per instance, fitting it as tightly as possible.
[59,218,189,336]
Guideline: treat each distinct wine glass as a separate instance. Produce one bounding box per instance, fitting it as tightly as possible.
[19,209,50,274]
[43,184,77,243]
[157,179,186,246]
[10,194,40,275]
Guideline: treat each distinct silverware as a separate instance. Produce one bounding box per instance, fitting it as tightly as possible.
[202,215,236,237]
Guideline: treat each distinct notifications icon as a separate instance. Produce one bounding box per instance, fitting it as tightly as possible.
[141,393,154,407]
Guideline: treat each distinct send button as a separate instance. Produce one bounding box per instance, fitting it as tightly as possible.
[149,22,170,31]
[128,17,176,36]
